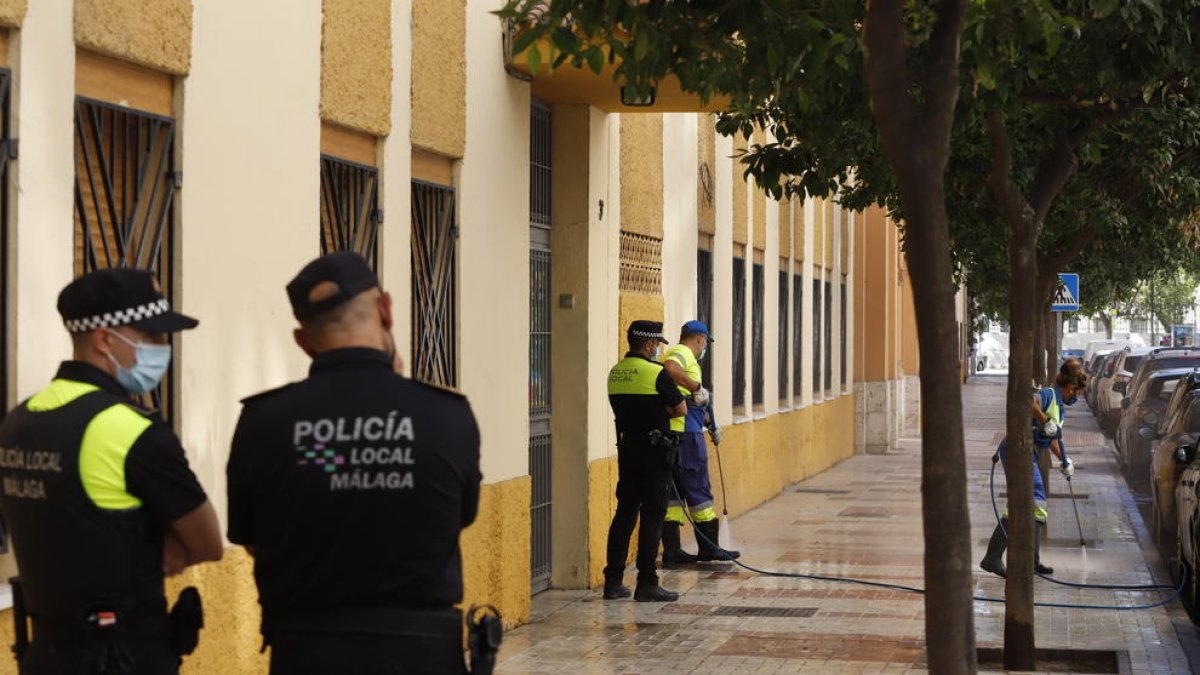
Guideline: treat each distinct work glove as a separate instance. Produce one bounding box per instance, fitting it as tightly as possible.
[708,425,723,446]
[1060,457,1074,479]
[692,387,711,406]
[1042,419,1059,438]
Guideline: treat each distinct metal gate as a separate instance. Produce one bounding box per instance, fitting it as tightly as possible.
[528,101,552,593]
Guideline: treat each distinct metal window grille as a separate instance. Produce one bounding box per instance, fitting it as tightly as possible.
[751,262,764,406]
[0,68,11,415]
[73,97,177,417]
[320,155,381,270]
[812,278,821,395]
[732,257,746,408]
[778,270,788,402]
[697,249,714,389]
[792,274,803,397]
[411,181,458,387]
[840,281,847,388]
[528,100,552,594]
[824,279,833,392]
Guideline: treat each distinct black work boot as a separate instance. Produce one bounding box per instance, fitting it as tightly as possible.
[1034,521,1054,576]
[979,519,1008,578]
[695,520,740,561]
[661,521,699,567]
[633,578,678,602]
[603,576,631,600]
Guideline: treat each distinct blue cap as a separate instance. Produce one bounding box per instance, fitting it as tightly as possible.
[681,320,714,342]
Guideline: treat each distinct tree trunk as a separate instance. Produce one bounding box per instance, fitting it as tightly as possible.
[1100,312,1113,339]
[1044,310,1058,382]
[1032,307,1046,385]
[863,2,974,670]
[1004,219,1039,672]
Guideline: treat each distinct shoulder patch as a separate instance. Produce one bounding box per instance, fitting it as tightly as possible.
[240,383,296,405]
[413,378,467,400]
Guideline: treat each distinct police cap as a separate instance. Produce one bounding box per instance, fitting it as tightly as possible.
[287,251,380,321]
[627,320,668,344]
[57,268,198,334]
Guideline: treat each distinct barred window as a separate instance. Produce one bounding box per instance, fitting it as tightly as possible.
[778,269,789,402]
[320,156,381,270]
[751,262,764,407]
[824,279,833,393]
[411,181,458,387]
[697,249,714,390]
[74,97,177,416]
[812,277,821,395]
[840,279,848,389]
[0,68,10,415]
[792,273,803,397]
[732,256,746,409]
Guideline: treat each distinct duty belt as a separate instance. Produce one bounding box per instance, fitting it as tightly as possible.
[267,606,462,642]
[30,611,172,642]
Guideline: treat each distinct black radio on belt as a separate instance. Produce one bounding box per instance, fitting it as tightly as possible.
[466,605,502,675]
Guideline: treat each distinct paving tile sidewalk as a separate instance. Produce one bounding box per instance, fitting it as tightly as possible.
[495,377,1197,674]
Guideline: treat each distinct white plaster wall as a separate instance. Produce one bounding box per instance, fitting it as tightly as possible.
[661,113,697,337]
[711,133,733,426]
[800,196,815,408]
[12,2,75,400]
[588,108,619,462]
[380,0,412,359]
[831,203,842,396]
[763,197,779,415]
[459,0,531,483]
[178,0,323,526]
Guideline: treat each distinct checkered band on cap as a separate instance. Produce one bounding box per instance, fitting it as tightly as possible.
[63,298,171,333]
[630,329,663,339]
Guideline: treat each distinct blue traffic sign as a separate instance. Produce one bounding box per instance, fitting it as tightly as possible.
[1051,273,1080,312]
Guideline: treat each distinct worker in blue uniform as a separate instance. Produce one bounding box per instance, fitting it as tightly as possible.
[980,359,1087,578]
[660,320,739,565]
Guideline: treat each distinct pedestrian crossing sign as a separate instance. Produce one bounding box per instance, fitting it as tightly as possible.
[1051,273,1080,312]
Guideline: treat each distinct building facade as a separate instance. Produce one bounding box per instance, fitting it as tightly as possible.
[0,1,938,671]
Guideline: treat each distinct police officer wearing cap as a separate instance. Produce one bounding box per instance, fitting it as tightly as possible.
[226,252,483,675]
[0,268,223,675]
[604,320,687,602]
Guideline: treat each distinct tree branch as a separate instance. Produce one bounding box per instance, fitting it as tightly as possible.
[1028,129,1082,229]
[986,109,1031,227]
[921,0,967,147]
[1040,224,1098,276]
[862,0,919,157]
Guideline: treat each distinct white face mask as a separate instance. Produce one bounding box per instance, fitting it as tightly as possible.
[699,347,708,360]
[654,346,664,362]
[107,330,172,394]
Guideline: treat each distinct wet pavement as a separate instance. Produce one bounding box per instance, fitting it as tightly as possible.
[496,377,1199,674]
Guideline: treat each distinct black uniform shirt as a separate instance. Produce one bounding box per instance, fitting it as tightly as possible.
[226,348,482,618]
[12,361,208,525]
[607,353,685,440]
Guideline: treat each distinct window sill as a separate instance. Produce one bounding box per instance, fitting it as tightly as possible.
[731,414,752,425]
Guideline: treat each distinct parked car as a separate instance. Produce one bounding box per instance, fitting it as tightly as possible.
[1129,348,1200,400]
[1116,368,1191,479]
[1087,352,1121,414]
[1083,339,1134,368]
[1172,442,1200,609]
[1098,347,1152,434]
[1161,372,1200,438]
[1060,348,1085,364]
[1146,391,1200,547]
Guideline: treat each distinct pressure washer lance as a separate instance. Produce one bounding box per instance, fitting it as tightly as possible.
[1066,474,1086,547]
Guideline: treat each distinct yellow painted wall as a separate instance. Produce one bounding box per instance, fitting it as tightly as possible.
[697,116,716,236]
[793,198,805,262]
[0,0,24,27]
[752,131,766,251]
[321,0,392,136]
[618,291,665,356]
[825,200,835,268]
[74,0,192,74]
[779,198,791,256]
[411,0,465,156]
[460,476,532,628]
[731,137,748,246]
[619,114,664,238]
[583,395,855,586]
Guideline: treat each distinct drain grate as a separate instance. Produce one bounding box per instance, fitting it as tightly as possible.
[712,606,818,618]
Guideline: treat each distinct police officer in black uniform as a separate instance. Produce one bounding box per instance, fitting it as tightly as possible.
[0,268,223,675]
[226,252,484,675]
[604,320,687,602]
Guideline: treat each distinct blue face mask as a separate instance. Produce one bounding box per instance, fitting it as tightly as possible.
[107,330,172,394]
